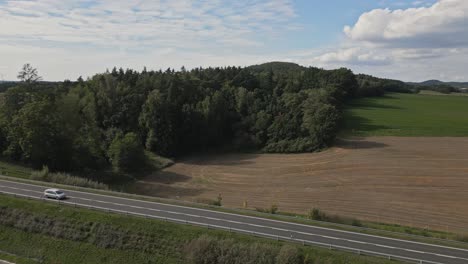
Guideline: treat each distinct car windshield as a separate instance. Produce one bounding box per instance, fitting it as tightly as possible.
[55,191,64,194]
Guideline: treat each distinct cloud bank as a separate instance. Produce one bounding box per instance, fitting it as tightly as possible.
[0,0,296,80]
[312,0,468,81]
[0,0,467,82]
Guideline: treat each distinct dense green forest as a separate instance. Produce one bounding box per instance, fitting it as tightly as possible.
[355,74,416,96]
[0,62,410,179]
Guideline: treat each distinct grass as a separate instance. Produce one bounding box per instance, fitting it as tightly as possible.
[145,150,174,171]
[2,174,468,250]
[0,194,398,264]
[0,160,31,179]
[418,90,468,96]
[342,93,468,136]
[0,251,37,264]
[30,166,109,190]
[276,210,466,244]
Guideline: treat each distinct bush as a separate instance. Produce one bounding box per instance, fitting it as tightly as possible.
[308,208,324,221]
[184,235,221,264]
[255,204,279,214]
[184,235,283,264]
[195,196,222,207]
[213,193,222,206]
[270,204,278,214]
[276,245,302,264]
[30,166,108,190]
[308,208,363,227]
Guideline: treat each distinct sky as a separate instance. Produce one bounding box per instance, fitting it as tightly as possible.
[0,0,467,82]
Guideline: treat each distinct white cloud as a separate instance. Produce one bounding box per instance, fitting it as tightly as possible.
[344,0,468,48]
[0,0,296,80]
[0,0,296,49]
[307,0,468,81]
[315,47,392,66]
[1,0,467,82]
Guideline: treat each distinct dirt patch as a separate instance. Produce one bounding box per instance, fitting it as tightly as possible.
[134,137,468,233]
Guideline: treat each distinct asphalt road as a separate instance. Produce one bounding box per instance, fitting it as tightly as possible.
[1,179,467,264]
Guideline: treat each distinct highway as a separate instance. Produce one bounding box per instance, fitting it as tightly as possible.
[1,179,467,264]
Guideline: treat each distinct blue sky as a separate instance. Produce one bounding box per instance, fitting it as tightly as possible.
[0,0,466,82]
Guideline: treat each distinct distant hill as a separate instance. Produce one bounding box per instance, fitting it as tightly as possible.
[247,61,304,72]
[355,74,415,96]
[408,80,468,89]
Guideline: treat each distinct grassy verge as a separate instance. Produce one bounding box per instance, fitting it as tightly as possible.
[0,151,174,190]
[0,251,37,264]
[0,194,397,264]
[274,210,468,246]
[2,174,468,250]
[0,160,31,179]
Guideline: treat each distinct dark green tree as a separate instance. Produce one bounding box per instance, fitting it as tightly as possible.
[5,100,73,170]
[17,63,42,83]
[108,132,146,173]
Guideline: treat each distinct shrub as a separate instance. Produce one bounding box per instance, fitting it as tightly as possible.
[308,208,363,227]
[255,204,279,214]
[184,235,220,264]
[184,235,280,264]
[213,193,222,206]
[308,208,324,221]
[276,245,302,264]
[194,194,222,207]
[270,204,278,214]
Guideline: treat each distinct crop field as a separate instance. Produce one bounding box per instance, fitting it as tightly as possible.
[342,93,468,136]
[134,137,468,234]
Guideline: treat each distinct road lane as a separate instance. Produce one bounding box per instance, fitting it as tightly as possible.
[1,179,467,264]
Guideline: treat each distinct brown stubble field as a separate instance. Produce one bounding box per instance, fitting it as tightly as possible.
[132,137,468,233]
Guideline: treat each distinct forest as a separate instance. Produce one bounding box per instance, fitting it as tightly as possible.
[0,62,408,178]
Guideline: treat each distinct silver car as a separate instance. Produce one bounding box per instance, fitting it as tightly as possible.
[44,188,67,200]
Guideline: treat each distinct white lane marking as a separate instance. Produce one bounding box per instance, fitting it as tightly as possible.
[0,189,448,264]
[2,179,468,255]
[0,188,460,264]
[1,186,468,262]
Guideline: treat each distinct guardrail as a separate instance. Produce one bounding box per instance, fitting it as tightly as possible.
[0,190,447,264]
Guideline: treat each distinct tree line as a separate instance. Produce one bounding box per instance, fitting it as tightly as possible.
[0,62,392,178]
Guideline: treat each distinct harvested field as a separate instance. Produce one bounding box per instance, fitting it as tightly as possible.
[132,137,468,233]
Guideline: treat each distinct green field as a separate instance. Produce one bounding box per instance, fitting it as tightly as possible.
[0,194,397,264]
[342,93,468,136]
